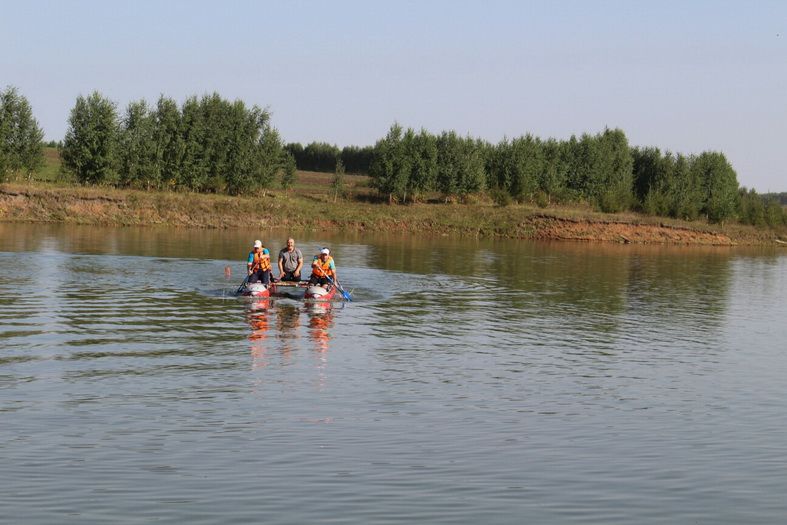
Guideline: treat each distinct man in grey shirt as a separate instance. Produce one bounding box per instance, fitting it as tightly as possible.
[277,238,304,281]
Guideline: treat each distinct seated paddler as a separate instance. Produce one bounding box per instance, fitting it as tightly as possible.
[308,247,339,288]
[247,239,272,285]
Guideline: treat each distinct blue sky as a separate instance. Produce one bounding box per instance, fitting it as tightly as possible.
[2,0,785,191]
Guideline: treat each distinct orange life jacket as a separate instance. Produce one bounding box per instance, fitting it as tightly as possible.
[311,255,335,278]
[251,249,271,272]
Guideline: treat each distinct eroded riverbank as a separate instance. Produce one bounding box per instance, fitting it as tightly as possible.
[1,183,784,246]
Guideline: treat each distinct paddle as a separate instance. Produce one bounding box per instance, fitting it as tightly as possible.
[235,274,250,295]
[328,274,352,301]
[316,268,352,302]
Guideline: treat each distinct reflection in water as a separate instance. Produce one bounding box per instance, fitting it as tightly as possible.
[245,300,336,368]
[246,299,271,368]
[305,301,334,354]
[275,303,301,357]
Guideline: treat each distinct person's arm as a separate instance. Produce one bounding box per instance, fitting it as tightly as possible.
[277,250,285,276]
[330,260,338,284]
[294,249,303,275]
[247,252,254,274]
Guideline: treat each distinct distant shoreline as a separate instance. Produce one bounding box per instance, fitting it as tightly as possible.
[2,182,784,247]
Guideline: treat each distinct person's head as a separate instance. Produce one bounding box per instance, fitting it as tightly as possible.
[253,240,263,251]
[286,238,295,250]
[319,247,330,259]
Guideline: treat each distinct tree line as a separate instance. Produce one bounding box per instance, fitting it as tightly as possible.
[59,91,295,194]
[284,141,373,174]
[367,123,785,226]
[1,86,784,227]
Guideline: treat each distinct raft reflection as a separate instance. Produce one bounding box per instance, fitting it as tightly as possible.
[305,301,334,354]
[245,299,336,368]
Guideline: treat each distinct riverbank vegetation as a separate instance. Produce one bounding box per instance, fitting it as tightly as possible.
[1,86,785,242]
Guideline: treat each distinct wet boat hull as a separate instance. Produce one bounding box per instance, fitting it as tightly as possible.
[304,284,337,301]
[239,282,271,298]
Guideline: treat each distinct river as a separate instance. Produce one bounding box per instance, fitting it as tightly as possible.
[1,223,786,524]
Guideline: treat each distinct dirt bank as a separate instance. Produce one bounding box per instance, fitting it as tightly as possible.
[1,183,784,246]
[527,215,738,245]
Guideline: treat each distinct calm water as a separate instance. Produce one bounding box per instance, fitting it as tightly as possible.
[1,223,786,524]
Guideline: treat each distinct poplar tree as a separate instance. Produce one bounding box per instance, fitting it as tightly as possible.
[539,138,569,204]
[369,123,411,202]
[693,151,739,223]
[179,96,208,191]
[61,92,120,185]
[0,86,44,181]
[153,96,183,189]
[119,99,157,188]
[331,158,346,202]
[280,151,297,191]
[407,129,438,202]
[254,117,286,193]
[509,134,542,201]
[435,131,461,198]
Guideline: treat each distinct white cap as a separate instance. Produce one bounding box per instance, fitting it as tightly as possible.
[253,240,262,248]
[320,248,330,255]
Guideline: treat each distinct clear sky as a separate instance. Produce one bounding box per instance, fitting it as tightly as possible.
[2,0,785,191]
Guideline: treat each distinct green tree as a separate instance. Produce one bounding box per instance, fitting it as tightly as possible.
[253,116,286,193]
[764,198,786,227]
[331,158,346,202]
[486,138,514,194]
[153,96,183,189]
[692,151,739,223]
[369,123,411,202]
[433,132,486,199]
[737,187,766,226]
[538,139,570,204]
[61,91,120,185]
[406,129,438,202]
[301,142,340,172]
[340,145,374,174]
[280,151,297,191]
[632,146,662,205]
[0,86,45,181]
[435,131,461,198]
[594,128,634,212]
[670,153,703,220]
[222,101,259,195]
[509,134,543,201]
[119,99,157,188]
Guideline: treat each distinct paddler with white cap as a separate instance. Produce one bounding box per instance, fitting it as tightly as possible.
[247,239,272,285]
[308,247,339,288]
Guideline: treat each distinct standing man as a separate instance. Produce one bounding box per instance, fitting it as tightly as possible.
[247,240,272,285]
[277,237,303,282]
[309,247,339,287]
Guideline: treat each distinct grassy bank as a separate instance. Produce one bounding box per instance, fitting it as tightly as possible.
[2,179,785,246]
[2,147,785,245]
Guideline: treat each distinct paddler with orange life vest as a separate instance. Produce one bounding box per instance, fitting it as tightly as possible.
[308,247,339,288]
[247,240,272,286]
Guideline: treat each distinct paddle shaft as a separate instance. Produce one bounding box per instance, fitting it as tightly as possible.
[236,274,250,294]
[314,266,351,301]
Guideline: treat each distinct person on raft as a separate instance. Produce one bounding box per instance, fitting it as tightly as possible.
[247,240,272,285]
[277,237,303,282]
[308,247,339,288]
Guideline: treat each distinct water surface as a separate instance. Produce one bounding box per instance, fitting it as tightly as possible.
[1,223,786,524]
